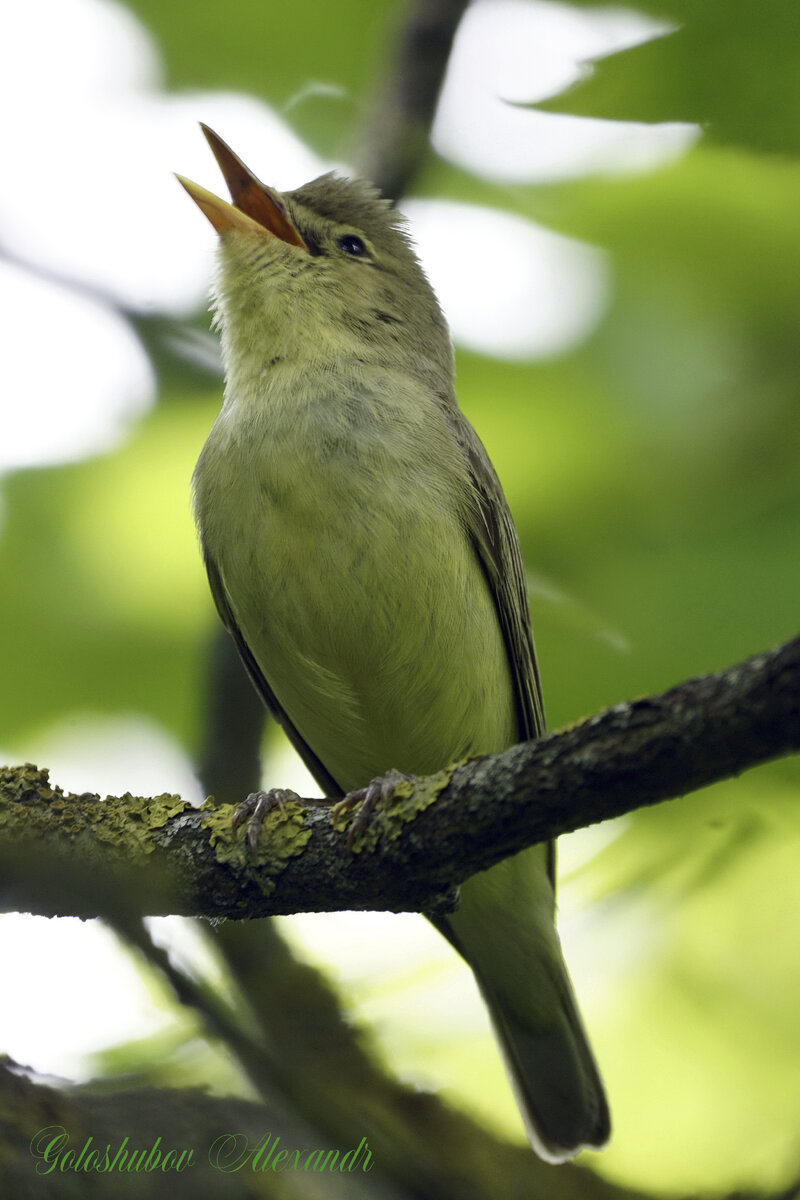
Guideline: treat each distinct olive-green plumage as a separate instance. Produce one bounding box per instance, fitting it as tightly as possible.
[184,129,609,1162]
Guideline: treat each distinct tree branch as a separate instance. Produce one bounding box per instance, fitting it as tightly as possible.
[8,1052,757,1200]
[1,635,797,921]
[355,0,469,196]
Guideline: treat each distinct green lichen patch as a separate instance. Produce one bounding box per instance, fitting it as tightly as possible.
[0,763,190,857]
[0,763,54,805]
[200,798,311,893]
[341,766,455,853]
[93,791,189,855]
[0,764,80,838]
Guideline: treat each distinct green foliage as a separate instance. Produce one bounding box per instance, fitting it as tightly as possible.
[0,399,215,745]
[123,0,400,155]
[534,0,800,155]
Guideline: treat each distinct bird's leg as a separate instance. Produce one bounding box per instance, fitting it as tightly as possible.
[232,788,301,859]
[333,768,416,849]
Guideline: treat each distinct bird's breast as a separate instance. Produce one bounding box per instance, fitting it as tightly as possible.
[193,368,517,790]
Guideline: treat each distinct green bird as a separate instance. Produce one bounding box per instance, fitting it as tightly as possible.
[179,125,610,1162]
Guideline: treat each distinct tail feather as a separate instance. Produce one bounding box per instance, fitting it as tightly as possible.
[479,959,610,1162]
[432,844,610,1162]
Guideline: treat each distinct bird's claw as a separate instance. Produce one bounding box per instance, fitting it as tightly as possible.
[334,769,415,849]
[232,787,300,859]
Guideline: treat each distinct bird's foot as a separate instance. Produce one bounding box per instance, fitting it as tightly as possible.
[232,787,301,859]
[333,769,416,849]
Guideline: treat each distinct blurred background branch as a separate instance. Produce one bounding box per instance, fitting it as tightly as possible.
[356,0,470,195]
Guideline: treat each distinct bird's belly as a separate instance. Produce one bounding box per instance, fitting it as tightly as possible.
[216,455,518,793]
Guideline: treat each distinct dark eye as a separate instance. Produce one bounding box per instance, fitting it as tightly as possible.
[337,234,368,258]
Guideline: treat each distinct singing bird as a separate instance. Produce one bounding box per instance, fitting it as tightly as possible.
[178,126,610,1162]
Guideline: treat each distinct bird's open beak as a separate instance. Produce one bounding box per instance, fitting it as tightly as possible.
[177,125,307,250]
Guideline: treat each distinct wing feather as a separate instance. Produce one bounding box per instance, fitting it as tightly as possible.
[447,410,545,741]
[202,547,345,799]
[445,406,553,883]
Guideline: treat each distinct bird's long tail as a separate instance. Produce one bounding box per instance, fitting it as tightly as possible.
[431,843,610,1163]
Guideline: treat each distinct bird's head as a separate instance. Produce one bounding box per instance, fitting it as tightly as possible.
[178,126,453,392]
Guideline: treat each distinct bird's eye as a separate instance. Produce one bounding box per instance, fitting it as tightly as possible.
[337,234,369,258]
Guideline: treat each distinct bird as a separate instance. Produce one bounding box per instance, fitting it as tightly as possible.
[177,124,610,1163]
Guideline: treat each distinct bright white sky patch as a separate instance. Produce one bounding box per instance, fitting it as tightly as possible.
[0,0,324,310]
[0,914,171,1079]
[0,718,206,1078]
[434,0,697,181]
[0,0,324,475]
[404,199,608,358]
[27,714,205,803]
[0,90,323,314]
[0,0,157,97]
[0,261,154,471]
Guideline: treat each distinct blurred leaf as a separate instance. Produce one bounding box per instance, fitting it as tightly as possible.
[533,0,800,156]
